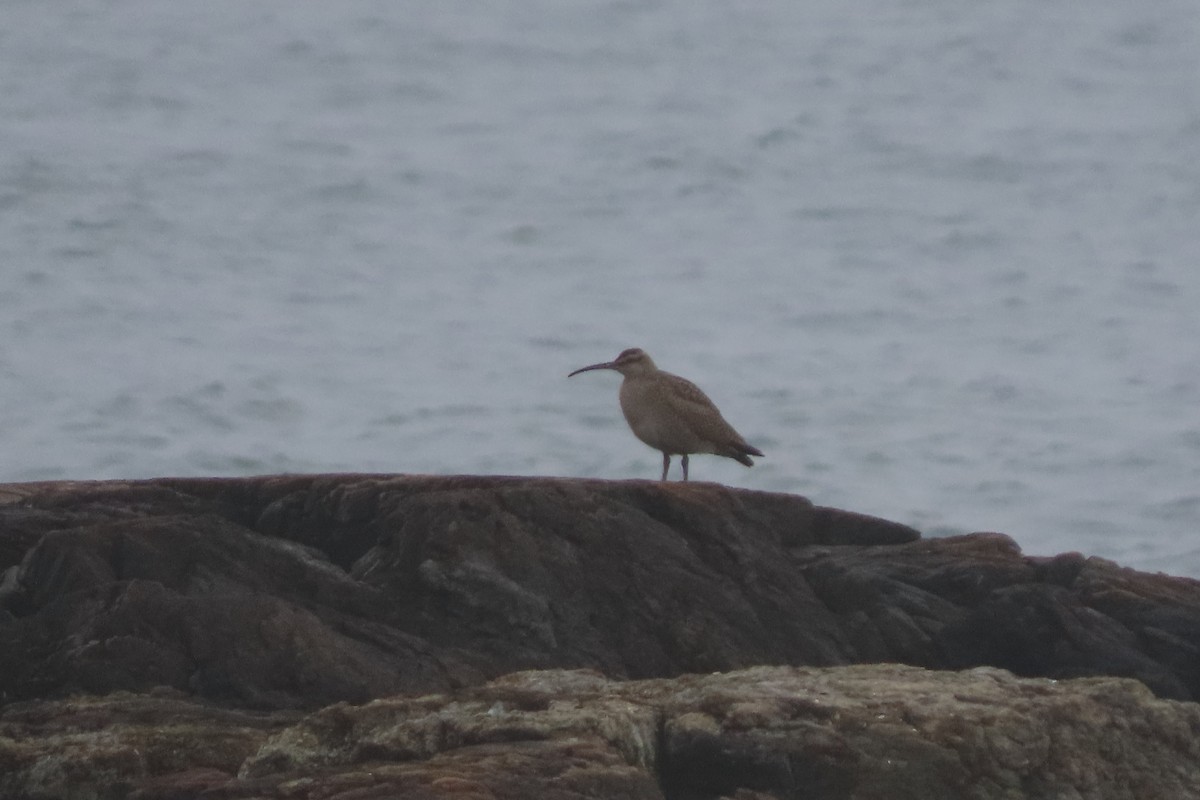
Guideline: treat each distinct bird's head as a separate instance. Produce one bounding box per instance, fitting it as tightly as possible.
[568,347,657,378]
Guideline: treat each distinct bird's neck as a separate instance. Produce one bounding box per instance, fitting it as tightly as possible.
[621,368,658,383]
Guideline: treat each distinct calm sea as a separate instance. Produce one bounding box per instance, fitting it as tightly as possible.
[3,1,1200,575]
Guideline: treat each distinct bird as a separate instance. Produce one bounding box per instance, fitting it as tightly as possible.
[568,347,764,481]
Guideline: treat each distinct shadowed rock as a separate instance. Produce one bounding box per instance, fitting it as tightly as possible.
[3,475,1200,710]
[3,475,1200,712]
[0,475,913,709]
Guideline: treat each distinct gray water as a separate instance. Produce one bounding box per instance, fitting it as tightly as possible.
[4,1,1200,575]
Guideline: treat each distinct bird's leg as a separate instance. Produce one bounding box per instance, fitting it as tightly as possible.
[681,454,689,481]
[661,452,670,481]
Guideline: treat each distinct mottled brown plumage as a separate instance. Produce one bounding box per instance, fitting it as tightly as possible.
[568,348,764,481]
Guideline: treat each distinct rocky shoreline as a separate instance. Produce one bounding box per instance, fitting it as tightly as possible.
[3,475,1200,798]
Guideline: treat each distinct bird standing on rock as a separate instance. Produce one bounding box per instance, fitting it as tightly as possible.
[568,347,764,481]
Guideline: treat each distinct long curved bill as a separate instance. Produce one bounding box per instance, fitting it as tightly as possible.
[567,360,618,377]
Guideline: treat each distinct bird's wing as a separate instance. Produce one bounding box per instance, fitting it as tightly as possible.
[661,372,743,438]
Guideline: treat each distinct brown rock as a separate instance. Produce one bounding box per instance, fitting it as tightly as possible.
[0,691,295,800]
[4,474,1200,709]
[9,666,1199,799]
[0,475,911,709]
[4,474,1200,798]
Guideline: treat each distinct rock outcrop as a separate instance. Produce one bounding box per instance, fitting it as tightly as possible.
[3,474,1200,799]
[4,475,1200,708]
[5,666,1200,800]
[233,665,1200,800]
[0,475,919,711]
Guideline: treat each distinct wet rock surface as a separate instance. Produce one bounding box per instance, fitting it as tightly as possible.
[2,474,1200,798]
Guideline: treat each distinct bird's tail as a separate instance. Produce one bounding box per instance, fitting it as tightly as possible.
[729,442,764,467]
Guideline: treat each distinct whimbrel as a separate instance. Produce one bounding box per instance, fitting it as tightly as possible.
[568,347,764,481]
